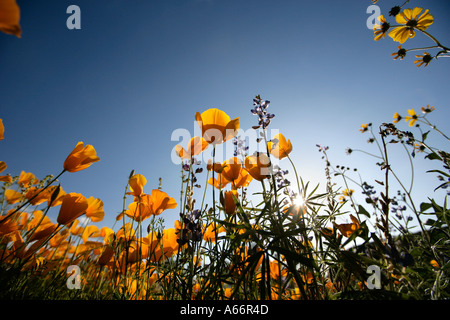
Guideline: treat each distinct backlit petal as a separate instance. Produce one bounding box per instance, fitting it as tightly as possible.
[0,0,21,38]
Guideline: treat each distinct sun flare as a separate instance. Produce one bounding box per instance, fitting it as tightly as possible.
[294,196,305,207]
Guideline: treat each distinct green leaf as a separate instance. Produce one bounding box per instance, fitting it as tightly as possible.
[427,169,450,178]
[371,232,386,253]
[420,201,433,213]
[425,152,442,161]
[358,205,371,218]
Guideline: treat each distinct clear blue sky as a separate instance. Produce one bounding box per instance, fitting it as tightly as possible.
[1,0,449,232]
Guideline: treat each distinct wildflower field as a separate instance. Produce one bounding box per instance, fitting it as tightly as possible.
[0,0,449,303]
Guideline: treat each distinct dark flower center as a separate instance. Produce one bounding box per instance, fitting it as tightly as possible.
[423,54,432,63]
[406,19,418,28]
[398,48,407,57]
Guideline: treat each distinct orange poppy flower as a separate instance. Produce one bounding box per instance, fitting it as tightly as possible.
[160,228,179,256]
[18,171,38,188]
[175,136,209,159]
[0,161,12,183]
[27,211,59,241]
[127,174,147,199]
[267,133,292,160]
[333,214,360,237]
[56,193,89,225]
[124,195,153,222]
[69,219,84,236]
[27,210,50,231]
[24,187,49,206]
[17,211,28,230]
[221,157,244,182]
[207,160,224,173]
[208,172,231,189]
[63,141,100,173]
[0,161,6,173]
[81,225,100,243]
[5,189,22,204]
[49,229,69,248]
[195,108,239,145]
[0,215,19,237]
[147,228,180,262]
[100,227,115,245]
[43,185,66,207]
[232,246,263,274]
[244,153,271,181]
[145,233,162,261]
[203,223,226,243]
[149,189,177,216]
[269,260,288,280]
[24,185,66,207]
[232,168,253,189]
[75,241,103,257]
[98,246,115,266]
[0,119,4,140]
[115,211,124,221]
[0,175,12,183]
[223,190,238,215]
[0,0,21,38]
[116,222,136,240]
[125,190,177,221]
[29,222,59,242]
[85,197,105,222]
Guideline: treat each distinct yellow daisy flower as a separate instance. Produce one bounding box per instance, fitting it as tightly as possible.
[391,45,407,60]
[389,7,434,44]
[421,105,435,114]
[373,15,390,41]
[405,109,418,127]
[359,124,369,133]
[414,52,433,67]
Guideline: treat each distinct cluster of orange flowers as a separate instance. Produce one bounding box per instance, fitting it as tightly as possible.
[0,134,104,273]
[0,117,184,298]
[175,108,294,213]
[1,99,366,299]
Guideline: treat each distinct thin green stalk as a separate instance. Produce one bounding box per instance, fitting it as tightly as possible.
[419,118,450,140]
[287,155,302,198]
[200,170,209,212]
[419,29,450,52]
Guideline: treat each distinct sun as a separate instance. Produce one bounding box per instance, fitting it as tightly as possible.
[293,196,305,207]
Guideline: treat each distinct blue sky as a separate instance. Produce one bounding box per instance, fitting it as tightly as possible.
[1,0,449,232]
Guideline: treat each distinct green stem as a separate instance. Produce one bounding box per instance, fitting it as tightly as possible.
[287,155,303,199]
[419,118,450,140]
[419,29,450,52]
[405,45,439,52]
